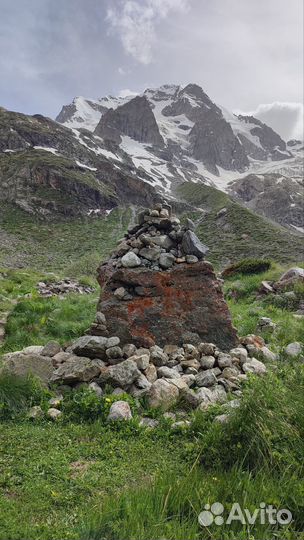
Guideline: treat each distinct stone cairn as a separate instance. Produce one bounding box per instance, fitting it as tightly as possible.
[2,202,275,422]
[91,202,238,351]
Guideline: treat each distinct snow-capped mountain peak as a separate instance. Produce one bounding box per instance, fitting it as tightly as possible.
[55,83,301,197]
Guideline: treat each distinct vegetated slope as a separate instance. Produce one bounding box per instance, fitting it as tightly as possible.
[176,182,304,268]
[0,203,132,273]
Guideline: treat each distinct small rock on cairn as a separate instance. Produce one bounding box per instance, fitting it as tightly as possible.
[91,202,238,351]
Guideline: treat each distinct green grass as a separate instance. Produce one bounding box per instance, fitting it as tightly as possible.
[223,262,304,349]
[0,373,50,420]
[0,423,190,540]
[0,204,131,274]
[80,365,304,540]
[2,292,98,352]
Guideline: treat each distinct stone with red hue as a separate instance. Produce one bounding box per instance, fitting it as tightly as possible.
[95,261,238,351]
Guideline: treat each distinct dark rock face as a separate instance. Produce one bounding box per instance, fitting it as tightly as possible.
[95,96,164,146]
[0,107,161,217]
[96,261,238,351]
[56,99,107,125]
[229,173,304,230]
[238,115,290,160]
[189,112,249,174]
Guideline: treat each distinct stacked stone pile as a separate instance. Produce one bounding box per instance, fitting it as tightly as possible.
[2,333,274,415]
[99,202,209,277]
[92,202,238,350]
[38,279,94,297]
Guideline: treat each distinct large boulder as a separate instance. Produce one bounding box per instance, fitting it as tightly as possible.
[69,335,118,359]
[146,379,179,410]
[96,261,238,350]
[1,352,53,384]
[50,356,104,384]
[99,358,141,388]
[274,267,304,290]
[181,230,209,260]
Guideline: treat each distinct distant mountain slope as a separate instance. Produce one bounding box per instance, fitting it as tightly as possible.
[0,107,160,217]
[0,83,302,240]
[228,173,304,233]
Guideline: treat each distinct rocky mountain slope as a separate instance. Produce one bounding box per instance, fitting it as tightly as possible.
[0,107,160,217]
[55,83,303,231]
[0,83,303,271]
[228,172,304,232]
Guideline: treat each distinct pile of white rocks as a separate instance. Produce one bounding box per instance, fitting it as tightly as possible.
[37,279,94,297]
[102,201,209,273]
[2,333,279,422]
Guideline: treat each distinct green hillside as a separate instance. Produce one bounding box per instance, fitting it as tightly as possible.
[177,182,304,268]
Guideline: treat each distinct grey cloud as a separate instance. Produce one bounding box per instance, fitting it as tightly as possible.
[238,103,304,141]
[0,0,302,127]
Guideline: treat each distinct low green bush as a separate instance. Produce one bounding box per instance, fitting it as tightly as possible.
[0,372,50,420]
[222,258,272,277]
[61,387,138,423]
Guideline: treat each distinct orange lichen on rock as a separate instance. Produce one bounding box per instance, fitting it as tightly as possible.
[95,261,238,350]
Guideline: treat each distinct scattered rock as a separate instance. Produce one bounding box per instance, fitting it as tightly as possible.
[89,381,103,397]
[171,420,191,429]
[257,317,276,333]
[107,401,132,421]
[139,417,159,429]
[146,379,179,410]
[196,369,217,387]
[49,395,63,407]
[214,414,229,424]
[121,252,141,268]
[41,341,62,357]
[130,353,150,370]
[242,358,267,375]
[100,359,140,388]
[51,357,104,384]
[274,267,304,290]
[284,342,303,358]
[70,335,113,359]
[47,408,62,420]
[38,279,94,297]
[28,406,44,420]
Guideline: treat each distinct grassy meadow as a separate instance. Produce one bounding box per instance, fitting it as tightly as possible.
[0,204,303,539]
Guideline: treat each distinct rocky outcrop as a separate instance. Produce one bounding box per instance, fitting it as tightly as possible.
[229,173,304,231]
[94,96,164,146]
[93,203,238,350]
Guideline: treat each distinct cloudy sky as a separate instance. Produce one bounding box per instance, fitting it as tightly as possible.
[0,0,303,139]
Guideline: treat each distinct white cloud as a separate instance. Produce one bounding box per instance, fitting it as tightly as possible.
[106,0,190,64]
[236,102,304,141]
[118,88,139,98]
